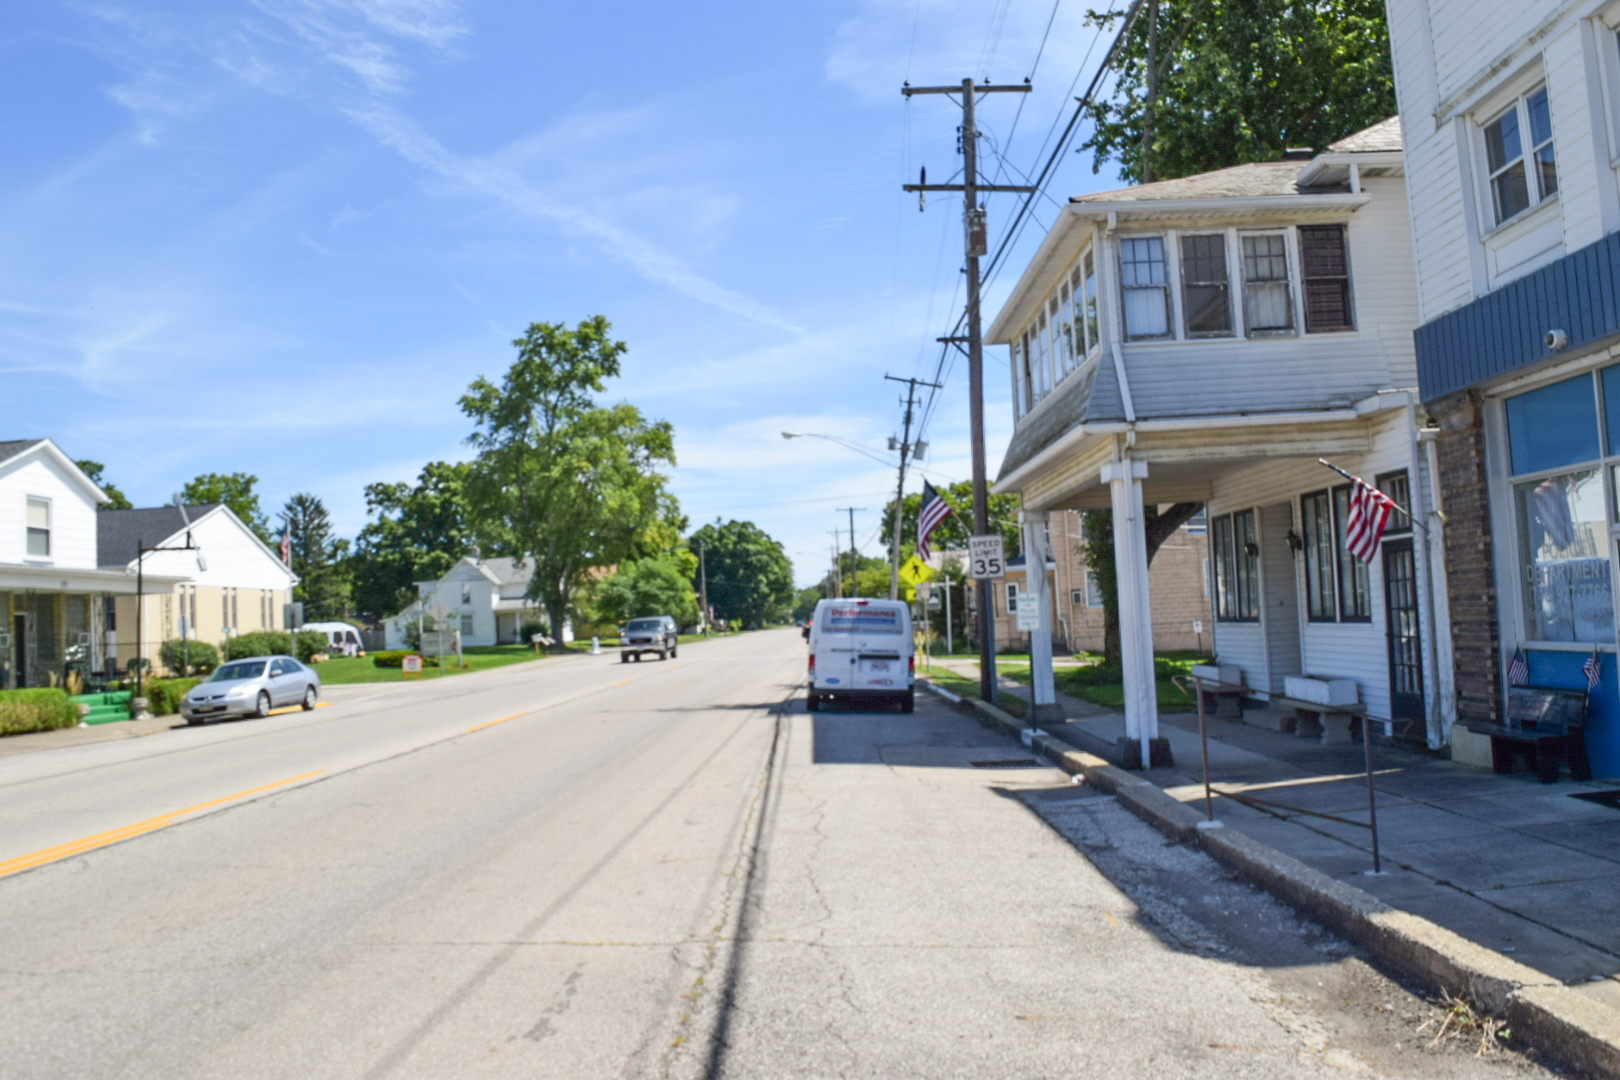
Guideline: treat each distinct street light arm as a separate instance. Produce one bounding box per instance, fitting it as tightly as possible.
[781,431,897,468]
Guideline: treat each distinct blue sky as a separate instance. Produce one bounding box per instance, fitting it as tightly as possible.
[2,0,1124,589]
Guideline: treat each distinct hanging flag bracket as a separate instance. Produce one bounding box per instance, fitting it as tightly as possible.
[1316,458,1431,535]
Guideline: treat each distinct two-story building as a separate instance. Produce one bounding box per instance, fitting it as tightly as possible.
[988,121,1449,755]
[0,439,183,689]
[1387,0,1620,777]
[383,556,556,649]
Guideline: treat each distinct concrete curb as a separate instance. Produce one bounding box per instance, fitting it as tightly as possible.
[938,689,1620,1078]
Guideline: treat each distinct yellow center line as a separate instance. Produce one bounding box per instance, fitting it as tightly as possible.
[0,770,325,880]
[465,712,526,734]
[266,701,333,717]
[611,678,634,687]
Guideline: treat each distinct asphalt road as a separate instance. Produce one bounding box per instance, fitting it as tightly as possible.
[0,630,1560,1078]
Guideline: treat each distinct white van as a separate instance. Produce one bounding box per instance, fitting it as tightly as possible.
[302,621,364,657]
[806,597,914,713]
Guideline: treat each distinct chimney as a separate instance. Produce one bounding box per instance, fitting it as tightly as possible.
[1283,147,1314,161]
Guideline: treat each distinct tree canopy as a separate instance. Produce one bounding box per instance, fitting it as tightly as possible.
[589,551,701,630]
[183,472,272,545]
[279,492,351,622]
[74,459,132,510]
[349,461,473,618]
[881,480,1022,562]
[461,317,677,645]
[690,519,794,629]
[1081,0,1397,184]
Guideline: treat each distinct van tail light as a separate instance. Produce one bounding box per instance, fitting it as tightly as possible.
[808,655,815,674]
[909,655,916,675]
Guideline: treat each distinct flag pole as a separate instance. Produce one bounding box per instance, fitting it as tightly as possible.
[1316,458,1430,535]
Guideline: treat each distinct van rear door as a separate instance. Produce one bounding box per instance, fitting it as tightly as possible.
[821,601,908,695]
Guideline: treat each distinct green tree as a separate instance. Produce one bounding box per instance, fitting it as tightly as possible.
[1079,504,1204,664]
[461,317,677,647]
[690,519,794,629]
[589,552,701,629]
[881,481,1022,563]
[183,472,272,544]
[349,461,474,617]
[279,493,351,622]
[74,460,132,510]
[1081,0,1397,184]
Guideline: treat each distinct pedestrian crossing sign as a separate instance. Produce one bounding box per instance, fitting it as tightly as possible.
[898,555,933,586]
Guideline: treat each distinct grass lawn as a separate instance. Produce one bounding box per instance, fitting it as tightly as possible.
[313,643,587,686]
[999,651,1208,713]
[919,664,1027,718]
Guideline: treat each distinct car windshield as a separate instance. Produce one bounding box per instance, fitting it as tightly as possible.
[210,661,267,682]
[626,619,662,631]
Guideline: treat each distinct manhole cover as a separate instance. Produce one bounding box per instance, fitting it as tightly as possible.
[970,758,1045,769]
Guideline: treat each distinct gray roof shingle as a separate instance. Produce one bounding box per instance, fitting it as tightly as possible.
[98,505,220,568]
[0,438,47,467]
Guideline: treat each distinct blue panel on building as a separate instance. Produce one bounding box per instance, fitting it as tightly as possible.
[1415,232,1620,402]
[1524,648,1619,779]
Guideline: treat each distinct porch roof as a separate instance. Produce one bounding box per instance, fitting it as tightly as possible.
[0,562,187,595]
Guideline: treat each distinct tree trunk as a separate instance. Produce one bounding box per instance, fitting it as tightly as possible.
[1084,502,1203,665]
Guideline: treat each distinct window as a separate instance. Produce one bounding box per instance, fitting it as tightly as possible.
[1082,251,1099,352]
[1032,313,1051,401]
[1005,582,1019,613]
[1299,225,1353,332]
[1053,292,1074,376]
[1180,234,1232,336]
[1301,491,1337,621]
[1241,233,1292,333]
[460,614,474,635]
[1211,510,1259,621]
[1378,471,1411,535]
[1120,236,1170,338]
[461,583,473,605]
[1332,486,1373,620]
[1484,86,1557,226]
[1083,571,1104,607]
[230,589,238,631]
[1071,588,1085,607]
[25,498,49,557]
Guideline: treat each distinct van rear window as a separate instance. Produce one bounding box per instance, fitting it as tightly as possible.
[822,606,902,634]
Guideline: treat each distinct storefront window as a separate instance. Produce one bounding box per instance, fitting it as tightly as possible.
[1517,468,1612,642]
[1505,373,1600,475]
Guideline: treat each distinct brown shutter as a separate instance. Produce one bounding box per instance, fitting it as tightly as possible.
[1299,224,1353,332]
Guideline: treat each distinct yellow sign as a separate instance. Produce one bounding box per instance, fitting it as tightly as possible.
[898,555,934,586]
[904,585,916,602]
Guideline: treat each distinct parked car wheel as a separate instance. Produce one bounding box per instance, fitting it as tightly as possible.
[659,649,668,661]
[900,690,915,714]
[186,716,205,726]
[301,686,318,711]
[620,652,629,664]
[670,644,678,658]
[254,691,272,719]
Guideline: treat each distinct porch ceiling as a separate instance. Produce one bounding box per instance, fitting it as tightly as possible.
[1012,417,1375,511]
[0,563,187,594]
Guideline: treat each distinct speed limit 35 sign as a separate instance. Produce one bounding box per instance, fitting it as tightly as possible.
[967,534,1005,579]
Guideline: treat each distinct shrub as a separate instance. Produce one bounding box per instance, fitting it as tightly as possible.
[224,631,326,664]
[144,678,202,717]
[160,639,220,676]
[0,688,79,736]
[372,650,440,669]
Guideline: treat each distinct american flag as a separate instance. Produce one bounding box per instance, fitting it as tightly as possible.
[1507,646,1529,687]
[280,525,292,565]
[916,482,953,561]
[1585,646,1603,691]
[1344,475,1398,563]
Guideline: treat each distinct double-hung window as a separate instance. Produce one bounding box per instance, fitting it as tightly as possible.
[1082,251,1099,352]
[1211,510,1259,621]
[1083,570,1104,607]
[1240,233,1292,334]
[1005,582,1020,613]
[1301,491,1336,620]
[1120,236,1170,338]
[1180,234,1232,336]
[25,497,49,557]
[1032,312,1051,401]
[1484,86,1557,226]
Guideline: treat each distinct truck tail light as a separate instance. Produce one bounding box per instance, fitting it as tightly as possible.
[808,654,815,674]
[909,655,915,674]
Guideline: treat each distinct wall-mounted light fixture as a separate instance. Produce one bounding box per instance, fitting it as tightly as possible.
[1285,529,1304,555]
[1244,541,1260,558]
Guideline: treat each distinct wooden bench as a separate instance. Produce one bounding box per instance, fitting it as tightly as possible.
[1273,696,1366,745]
[1460,685,1593,784]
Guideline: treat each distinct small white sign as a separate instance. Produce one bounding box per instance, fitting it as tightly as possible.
[1015,594,1040,631]
[1193,619,1204,635]
[968,534,1006,580]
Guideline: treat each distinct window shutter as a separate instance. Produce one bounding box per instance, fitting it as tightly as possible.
[1299,225,1352,332]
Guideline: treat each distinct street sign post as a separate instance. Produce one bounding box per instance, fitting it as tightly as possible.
[967,535,1006,579]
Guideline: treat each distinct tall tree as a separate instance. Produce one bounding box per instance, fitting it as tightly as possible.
[1081,0,1397,184]
[349,461,474,617]
[461,317,676,647]
[689,520,794,629]
[183,472,272,544]
[74,460,132,510]
[588,552,701,630]
[279,493,351,621]
[1080,503,1204,664]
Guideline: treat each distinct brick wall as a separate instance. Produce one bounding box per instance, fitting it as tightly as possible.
[1431,389,1501,724]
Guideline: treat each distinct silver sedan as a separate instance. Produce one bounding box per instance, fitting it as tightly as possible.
[182,655,321,725]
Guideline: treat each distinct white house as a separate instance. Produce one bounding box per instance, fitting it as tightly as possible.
[0,438,183,689]
[98,503,299,674]
[1386,0,1620,777]
[987,122,1450,756]
[383,556,556,649]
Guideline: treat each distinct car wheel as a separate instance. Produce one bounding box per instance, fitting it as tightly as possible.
[301,686,317,711]
[900,690,915,714]
[185,716,204,726]
[806,694,819,712]
[659,649,668,661]
[670,644,678,658]
[620,652,629,663]
[254,691,272,719]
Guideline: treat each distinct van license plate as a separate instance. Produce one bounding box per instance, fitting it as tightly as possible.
[863,660,891,673]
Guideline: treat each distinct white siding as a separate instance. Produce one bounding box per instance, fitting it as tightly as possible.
[135,509,296,590]
[0,451,100,569]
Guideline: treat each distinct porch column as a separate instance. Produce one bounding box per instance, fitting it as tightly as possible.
[1021,512,1059,722]
[1099,457,1164,767]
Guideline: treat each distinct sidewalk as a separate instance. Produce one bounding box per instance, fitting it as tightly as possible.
[927,658,1620,1074]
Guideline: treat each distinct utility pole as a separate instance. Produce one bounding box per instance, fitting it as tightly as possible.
[903,77,1033,703]
[697,539,710,635]
[884,374,941,600]
[837,507,864,596]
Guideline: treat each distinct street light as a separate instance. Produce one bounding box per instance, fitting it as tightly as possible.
[132,511,204,715]
[781,431,897,468]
